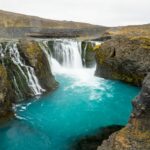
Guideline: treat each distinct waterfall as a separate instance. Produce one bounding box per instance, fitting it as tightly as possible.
[0,42,45,97]
[52,39,83,68]
[82,42,88,66]
[39,39,84,74]
[39,39,102,74]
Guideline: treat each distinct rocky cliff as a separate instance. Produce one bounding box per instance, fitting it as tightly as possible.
[97,74,150,150]
[95,24,150,86]
[95,24,150,150]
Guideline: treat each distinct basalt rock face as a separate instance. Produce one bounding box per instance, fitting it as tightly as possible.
[97,74,150,150]
[0,39,58,118]
[95,36,150,86]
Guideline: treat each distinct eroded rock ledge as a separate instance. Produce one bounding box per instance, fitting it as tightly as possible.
[97,74,150,150]
[95,36,150,86]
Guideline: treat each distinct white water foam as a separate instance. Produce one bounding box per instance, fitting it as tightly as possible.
[40,39,103,90]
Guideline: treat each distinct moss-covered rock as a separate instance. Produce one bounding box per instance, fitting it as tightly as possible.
[18,39,58,92]
[95,36,150,86]
[81,41,100,68]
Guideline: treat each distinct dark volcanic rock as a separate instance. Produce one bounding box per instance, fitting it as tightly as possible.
[72,125,123,150]
[97,74,150,150]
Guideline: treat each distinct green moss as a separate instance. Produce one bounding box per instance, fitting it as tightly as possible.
[111,70,144,86]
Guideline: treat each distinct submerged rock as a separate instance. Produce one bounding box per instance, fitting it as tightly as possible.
[97,74,150,150]
[72,125,123,150]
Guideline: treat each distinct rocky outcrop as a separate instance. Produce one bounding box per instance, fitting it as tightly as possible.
[95,36,150,86]
[0,39,58,118]
[0,65,15,119]
[97,74,150,150]
[18,39,58,92]
[81,41,101,68]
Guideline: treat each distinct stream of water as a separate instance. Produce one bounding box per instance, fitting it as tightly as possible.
[0,39,140,150]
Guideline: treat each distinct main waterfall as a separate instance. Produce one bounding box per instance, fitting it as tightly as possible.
[39,39,101,87]
[52,39,83,68]
[39,39,83,71]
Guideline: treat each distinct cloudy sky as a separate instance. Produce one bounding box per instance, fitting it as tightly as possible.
[0,0,150,26]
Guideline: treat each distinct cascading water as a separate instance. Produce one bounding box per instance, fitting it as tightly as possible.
[0,42,45,98]
[52,39,83,68]
[39,39,102,86]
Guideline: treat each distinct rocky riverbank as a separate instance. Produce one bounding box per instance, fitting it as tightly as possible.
[95,24,150,86]
[94,24,150,150]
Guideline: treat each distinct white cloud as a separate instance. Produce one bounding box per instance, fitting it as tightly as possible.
[0,0,150,26]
